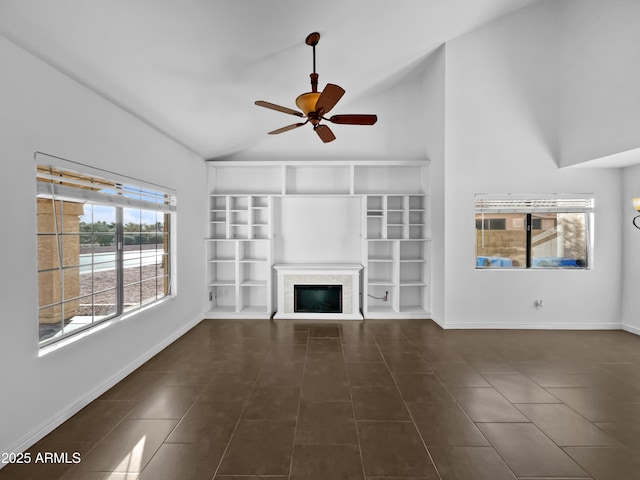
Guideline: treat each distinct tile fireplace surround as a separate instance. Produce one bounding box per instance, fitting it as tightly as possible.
[274,264,363,320]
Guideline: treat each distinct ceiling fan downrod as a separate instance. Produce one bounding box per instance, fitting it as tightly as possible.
[306,32,320,93]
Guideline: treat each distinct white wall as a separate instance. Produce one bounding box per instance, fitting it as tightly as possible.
[0,37,207,455]
[274,196,361,265]
[422,46,446,326]
[558,0,640,167]
[621,164,640,333]
[443,2,623,328]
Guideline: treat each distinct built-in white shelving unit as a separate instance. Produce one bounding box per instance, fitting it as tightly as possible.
[205,161,430,320]
[207,194,273,317]
[363,194,430,318]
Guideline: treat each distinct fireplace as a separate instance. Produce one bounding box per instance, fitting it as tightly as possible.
[294,285,342,313]
[273,264,363,320]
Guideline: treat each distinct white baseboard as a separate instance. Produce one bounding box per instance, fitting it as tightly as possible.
[3,315,203,461]
[622,323,640,336]
[443,322,623,330]
[429,315,445,329]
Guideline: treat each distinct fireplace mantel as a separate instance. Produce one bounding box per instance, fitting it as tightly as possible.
[273,264,363,320]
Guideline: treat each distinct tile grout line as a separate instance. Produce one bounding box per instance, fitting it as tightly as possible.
[207,324,267,479]
[425,355,525,480]
[477,368,626,475]
[286,324,310,479]
[338,323,370,480]
[450,358,596,478]
[377,328,444,480]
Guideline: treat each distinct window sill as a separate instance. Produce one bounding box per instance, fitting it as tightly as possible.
[38,295,175,357]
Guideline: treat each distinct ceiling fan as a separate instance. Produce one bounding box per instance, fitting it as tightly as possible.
[255,32,378,143]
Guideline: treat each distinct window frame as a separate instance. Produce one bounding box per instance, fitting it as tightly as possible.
[35,153,176,348]
[474,194,594,270]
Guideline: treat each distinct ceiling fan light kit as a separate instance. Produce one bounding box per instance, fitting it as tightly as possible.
[255,32,377,143]
[295,92,321,115]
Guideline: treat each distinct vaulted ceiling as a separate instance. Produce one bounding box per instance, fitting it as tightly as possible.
[0,0,540,160]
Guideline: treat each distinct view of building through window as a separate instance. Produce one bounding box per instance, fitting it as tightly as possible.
[475,213,527,267]
[36,159,174,346]
[475,195,592,269]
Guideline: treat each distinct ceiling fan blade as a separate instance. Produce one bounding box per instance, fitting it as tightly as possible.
[315,84,345,115]
[328,114,378,125]
[255,100,304,117]
[268,123,306,135]
[314,124,336,143]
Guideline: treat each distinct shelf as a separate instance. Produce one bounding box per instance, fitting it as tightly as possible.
[238,305,269,314]
[368,278,395,286]
[229,196,249,209]
[398,306,430,314]
[211,166,283,194]
[240,280,268,287]
[285,165,352,195]
[368,257,395,262]
[209,280,235,286]
[208,194,271,241]
[207,305,236,314]
[354,165,426,194]
[366,305,395,314]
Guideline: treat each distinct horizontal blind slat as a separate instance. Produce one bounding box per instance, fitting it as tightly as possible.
[475,194,594,213]
[36,162,176,212]
[37,182,176,212]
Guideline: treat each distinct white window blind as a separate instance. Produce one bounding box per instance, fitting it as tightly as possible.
[475,194,594,214]
[35,152,176,212]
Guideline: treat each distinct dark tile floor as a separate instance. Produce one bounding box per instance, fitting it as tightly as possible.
[2,319,640,480]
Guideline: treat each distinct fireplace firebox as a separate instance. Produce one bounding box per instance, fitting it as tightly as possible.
[294,285,342,314]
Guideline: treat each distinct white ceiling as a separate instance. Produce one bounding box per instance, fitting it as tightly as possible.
[0,0,540,160]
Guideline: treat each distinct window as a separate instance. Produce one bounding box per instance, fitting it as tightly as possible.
[475,218,506,230]
[36,154,176,346]
[475,194,593,269]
